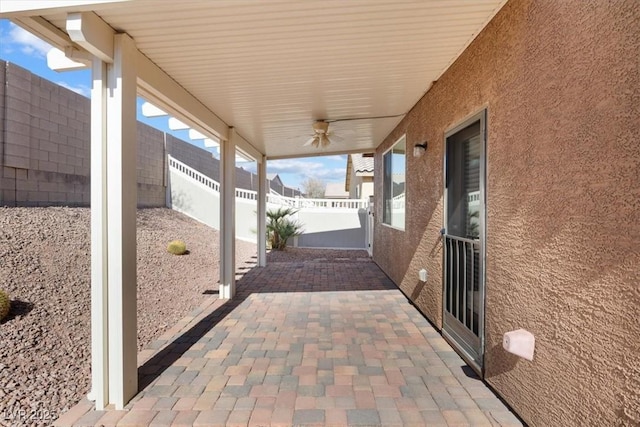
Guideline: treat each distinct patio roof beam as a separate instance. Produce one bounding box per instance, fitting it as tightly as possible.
[135,53,230,145]
[66,11,114,63]
[136,54,263,163]
[0,0,132,16]
[13,12,263,164]
[11,16,75,49]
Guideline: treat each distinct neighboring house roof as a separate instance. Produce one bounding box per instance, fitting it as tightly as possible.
[266,173,282,183]
[351,153,374,176]
[345,153,374,191]
[325,182,350,199]
[267,173,284,188]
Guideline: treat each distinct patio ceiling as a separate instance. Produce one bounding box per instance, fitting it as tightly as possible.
[1,0,507,159]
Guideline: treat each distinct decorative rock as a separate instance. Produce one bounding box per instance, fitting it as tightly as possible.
[0,207,257,425]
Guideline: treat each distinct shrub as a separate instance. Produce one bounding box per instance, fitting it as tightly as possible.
[167,240,187,255]
[266,207,303,250]
[0,290,10,321]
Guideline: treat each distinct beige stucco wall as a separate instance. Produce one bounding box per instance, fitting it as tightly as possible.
[373,1,640,426]
[360,177,374,200]
[348,174,374,200]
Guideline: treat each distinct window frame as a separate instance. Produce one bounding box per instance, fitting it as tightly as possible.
[382,134,406,230]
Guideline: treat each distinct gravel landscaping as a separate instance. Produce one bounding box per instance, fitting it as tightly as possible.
[0,206,369,425]
[0,207,257,424]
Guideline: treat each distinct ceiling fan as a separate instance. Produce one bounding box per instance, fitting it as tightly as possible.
[303,120,345,148]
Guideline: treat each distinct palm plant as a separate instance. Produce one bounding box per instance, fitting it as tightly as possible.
[266,207,303,250]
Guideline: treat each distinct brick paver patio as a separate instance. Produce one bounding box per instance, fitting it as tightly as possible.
[55,257,522,426]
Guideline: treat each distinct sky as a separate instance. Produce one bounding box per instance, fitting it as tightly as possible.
[0,19,348,191]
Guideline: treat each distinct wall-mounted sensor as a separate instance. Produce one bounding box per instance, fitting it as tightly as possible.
[419,268,428,282]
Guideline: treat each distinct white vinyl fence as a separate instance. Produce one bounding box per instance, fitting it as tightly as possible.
[167,156,370,248]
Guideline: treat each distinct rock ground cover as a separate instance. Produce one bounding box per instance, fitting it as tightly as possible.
[0,207,256,424]
[0,207,367,425]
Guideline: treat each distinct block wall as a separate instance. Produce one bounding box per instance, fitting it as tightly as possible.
[0,61,302,207]
[0,62,91,206]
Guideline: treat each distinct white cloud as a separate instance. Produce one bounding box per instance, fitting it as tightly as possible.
[268,159,345,182]
[268,159,324,174]
[323,155,349,163]
[241,158,345,186]
[56,81,91,97]
[6,23,52,58]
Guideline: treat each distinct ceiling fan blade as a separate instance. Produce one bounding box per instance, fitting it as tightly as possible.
[328,132,345,143]
[321,135,331,147]
[303,136,318,146]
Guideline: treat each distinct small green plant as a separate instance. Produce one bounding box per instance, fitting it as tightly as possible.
[167,240,187,255]
[0,290,10,321]
[266,207,303,250]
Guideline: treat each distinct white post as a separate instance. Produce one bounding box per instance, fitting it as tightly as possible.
[89,56,109,411]
[219,128,236,298]
[257,155,267,267]
[106,33,138,409]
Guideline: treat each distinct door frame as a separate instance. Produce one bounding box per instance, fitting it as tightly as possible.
[442,108,487,375]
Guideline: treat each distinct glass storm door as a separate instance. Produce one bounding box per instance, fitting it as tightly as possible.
[443,111,486,373]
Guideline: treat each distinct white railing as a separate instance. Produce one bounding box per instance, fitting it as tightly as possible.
[168,155,369,209]
[168,155,220,192]
[392,192,405,209]
[266,194,368,209]
[235,188,257,200]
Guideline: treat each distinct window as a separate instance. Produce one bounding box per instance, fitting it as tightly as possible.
[382,135,406,229]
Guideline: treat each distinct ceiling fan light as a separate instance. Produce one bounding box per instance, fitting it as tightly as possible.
[313,121,329,134]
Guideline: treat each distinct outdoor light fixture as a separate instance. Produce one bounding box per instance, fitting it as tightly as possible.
[413,142,428,158]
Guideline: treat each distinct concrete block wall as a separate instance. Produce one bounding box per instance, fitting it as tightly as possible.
[1,61,91,206]
[166,134,219,180]
[0,60,302,207]
[0,62,7,202]
[166,133,302,197]
[165,138,302,198]
[236,167,254,192]
[137,125,167,207]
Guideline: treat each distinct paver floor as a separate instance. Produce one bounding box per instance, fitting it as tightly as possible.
[55,258,522,426]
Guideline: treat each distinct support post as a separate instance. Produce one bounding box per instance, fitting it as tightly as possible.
[257,155,267,267]
[89,32,138,411]
[106,33,138,409]
[219,128,236,298]
[89,56,108,411]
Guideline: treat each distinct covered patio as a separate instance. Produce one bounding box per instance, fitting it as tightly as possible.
[2,0,638,425]
[0,0,511,412]
[55,257,521,426]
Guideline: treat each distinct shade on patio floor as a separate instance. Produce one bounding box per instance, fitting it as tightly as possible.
[55,258,522,427]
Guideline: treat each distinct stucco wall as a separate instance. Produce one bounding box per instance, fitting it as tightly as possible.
[373,1,640,426]
[296,209,367,249]
[348,174,374,200]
